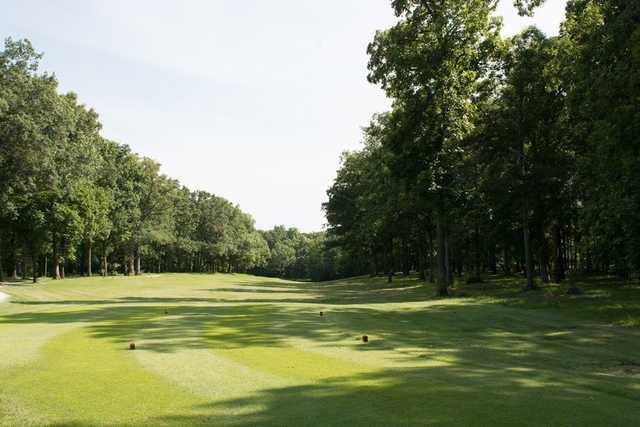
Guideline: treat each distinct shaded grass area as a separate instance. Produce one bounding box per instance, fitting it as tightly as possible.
[1,273,640,426]
[457,274,640,327]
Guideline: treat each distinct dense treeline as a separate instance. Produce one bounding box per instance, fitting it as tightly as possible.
[0,38,347,283]
[324,0,640,294]
[3,0,638,288]
[254,226,355,282]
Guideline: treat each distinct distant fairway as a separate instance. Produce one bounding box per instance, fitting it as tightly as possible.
[1,274,640,426]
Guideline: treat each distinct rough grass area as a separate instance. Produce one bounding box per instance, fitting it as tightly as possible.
[1,273,639,426]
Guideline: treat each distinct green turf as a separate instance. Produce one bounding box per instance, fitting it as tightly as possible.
[1,273,639,426]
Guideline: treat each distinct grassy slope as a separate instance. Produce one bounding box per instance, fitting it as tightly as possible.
[0,273,639,426]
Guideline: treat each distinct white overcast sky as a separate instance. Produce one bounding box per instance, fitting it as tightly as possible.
[2,0,567,231]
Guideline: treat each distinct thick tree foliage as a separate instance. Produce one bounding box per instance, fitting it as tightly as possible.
[325,0,640,291]
[0,38,342,282]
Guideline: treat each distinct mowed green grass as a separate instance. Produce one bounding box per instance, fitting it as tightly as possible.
[1,273,640,426]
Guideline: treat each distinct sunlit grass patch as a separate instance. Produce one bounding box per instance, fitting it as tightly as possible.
[0,328,204,425]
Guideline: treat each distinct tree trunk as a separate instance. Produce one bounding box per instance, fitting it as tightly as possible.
[387,240,394,283]
[370,247,377,277]
[445,231,453,287]
[135,248,141,275]
[128,253,135,276]
[52,236,61,280]
[562,232,569,274]
[428,230,435,283]
[60,263,65,279]
[80,246,85,276]
[539,230,550,283]
[504,246,512,275]
[474,223,481,278]
[585,248,593,274]
[489,243,497,275]
[539,249,550,283]
[402,240,410,276]
[519,122,536,290]
[417,241,425,281]
[85,241,92,277]
[0,234,4,283]
[102,253,108,277]
[32,256,38,284]
[436,216,449,296]
[522,204,535,290]
[9,235,17,280]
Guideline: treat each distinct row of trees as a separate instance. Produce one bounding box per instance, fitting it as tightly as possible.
[254,226,359,282]
[324,0,640,294]
[0,38,347,283]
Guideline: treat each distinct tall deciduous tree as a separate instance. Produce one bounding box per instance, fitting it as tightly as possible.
[367,0,501,295]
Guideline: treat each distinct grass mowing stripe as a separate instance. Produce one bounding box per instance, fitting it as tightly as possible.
[136,347,289,405]
[0,328,206,426]
[214,344,374,382]
[0,322,77,369]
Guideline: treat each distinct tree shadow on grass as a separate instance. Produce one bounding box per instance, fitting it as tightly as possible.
[0,279,36,287]
[472,275,640,327]
[4,274,640,354]
[149,359,640,427]
[45,361,640,426]
[2,294,640,363]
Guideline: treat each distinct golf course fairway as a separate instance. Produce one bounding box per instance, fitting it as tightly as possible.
[1,274,639,426]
